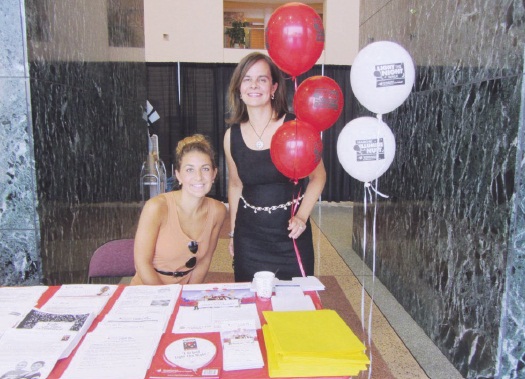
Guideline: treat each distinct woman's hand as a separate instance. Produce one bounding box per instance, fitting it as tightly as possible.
[288,216,307,239]
[228,238,235,257]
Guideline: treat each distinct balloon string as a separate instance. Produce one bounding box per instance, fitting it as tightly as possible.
[364,182,389,198]
[291,189,306,277]
[361,180,381,379]
[293,120,298,185]
[361,186,367,335]
[366,179,379,379]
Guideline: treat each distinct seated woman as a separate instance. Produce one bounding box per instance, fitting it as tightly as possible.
[130,134,227,285]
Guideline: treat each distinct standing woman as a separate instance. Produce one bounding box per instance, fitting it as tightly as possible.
[131,134,227,285]
[224,52,326,282]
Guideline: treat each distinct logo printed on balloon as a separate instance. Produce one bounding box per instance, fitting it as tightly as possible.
[312,89,340,109]
[266,3,325,78]
[350,41,415,115]
[271,120,323,182]
[337,117,396,183]
[313,21,324,42]
[354,138,385,161]
[374,63,406,87]
[294,76,343,132]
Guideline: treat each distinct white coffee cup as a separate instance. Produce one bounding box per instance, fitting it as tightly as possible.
[253,271,275,300]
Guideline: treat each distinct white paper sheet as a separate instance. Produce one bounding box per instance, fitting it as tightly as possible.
[0,328,71,379]
[41,284,117,315]
[173,304,261,333]
[109,284,181,316]
[96,313,168,333]
[61,330,162,379]
[290,276,325,291]
[220,319,264,371]
[103,284,181,334]
[271,294,316,311]
[0,286,48,337]
[15,308,96,359]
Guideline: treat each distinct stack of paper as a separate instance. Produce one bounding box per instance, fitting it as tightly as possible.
[97,284,181,334]
[262,310,369,377]
[61,329,162,379]
[271,285,316,312]
[0,286,48,337]
[62,285,181,379]
[16,308,96,359]
[0,328,73,379]
[41,284,118,316]
[173,283,260,334]
[291,276,325,291]
[220,320,264,371]
[271,276,326,292]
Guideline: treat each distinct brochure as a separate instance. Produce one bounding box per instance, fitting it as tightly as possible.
[16,308,96,359]
[220,319,264,371]
[147,334,221,379]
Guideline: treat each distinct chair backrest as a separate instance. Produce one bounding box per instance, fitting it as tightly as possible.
[88,239,136,283]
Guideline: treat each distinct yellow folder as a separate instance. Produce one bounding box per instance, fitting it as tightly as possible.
[262,310,370,378]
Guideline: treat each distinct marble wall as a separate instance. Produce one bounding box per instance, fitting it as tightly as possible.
[353,1,524,378]
[0,0,147,285]
[0,0,41,285]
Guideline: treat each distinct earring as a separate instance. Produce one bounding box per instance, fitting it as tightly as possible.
[271,93,275,100]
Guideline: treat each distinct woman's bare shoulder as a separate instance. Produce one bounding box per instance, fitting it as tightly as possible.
[142,193,169,217]
[209,198,227,219]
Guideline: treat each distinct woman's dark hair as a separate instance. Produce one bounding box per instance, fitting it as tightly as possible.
[226,52,288,125]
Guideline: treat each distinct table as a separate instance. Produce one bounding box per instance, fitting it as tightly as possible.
[37,284,348,379]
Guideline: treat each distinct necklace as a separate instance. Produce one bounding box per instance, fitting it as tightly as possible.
[248,116,272,150]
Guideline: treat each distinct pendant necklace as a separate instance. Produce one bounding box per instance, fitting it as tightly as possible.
[248,116,272,150]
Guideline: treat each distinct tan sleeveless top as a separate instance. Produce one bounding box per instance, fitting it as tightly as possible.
[131,193,219,285]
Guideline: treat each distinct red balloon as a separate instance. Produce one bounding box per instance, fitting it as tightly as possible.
[266,3,325,77]
[294,76,344,132]
[270,120,323,182]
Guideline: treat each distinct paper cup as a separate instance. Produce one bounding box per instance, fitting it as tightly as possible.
[253,271,275,300]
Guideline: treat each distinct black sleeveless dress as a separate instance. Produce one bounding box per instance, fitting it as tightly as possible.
[230,114,315,282]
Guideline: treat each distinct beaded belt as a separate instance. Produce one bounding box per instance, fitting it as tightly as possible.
[240,194,304,214]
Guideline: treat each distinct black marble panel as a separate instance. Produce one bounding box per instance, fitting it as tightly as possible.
[20,0,148,285]
[28,61,147,285]
[38,203,142,284]
[499,73,525,378]
[355,1,525,377]
[352,73,521,378]
[30,62,147,204]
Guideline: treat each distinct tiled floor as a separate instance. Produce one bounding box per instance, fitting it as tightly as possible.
[208,201,464,379]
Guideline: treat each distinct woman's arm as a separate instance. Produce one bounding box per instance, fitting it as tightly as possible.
[224,128,243,257]
[288,159,327,238]
[133,197,166,285]
[188,202,227,283]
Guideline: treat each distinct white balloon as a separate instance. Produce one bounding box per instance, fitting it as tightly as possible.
[350,41,415,115]
[337,117,396,183]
